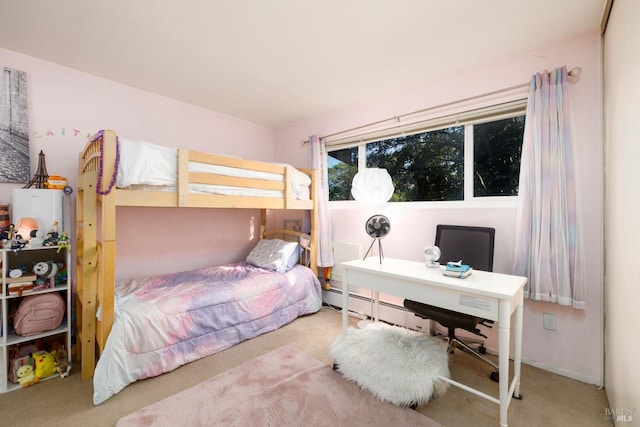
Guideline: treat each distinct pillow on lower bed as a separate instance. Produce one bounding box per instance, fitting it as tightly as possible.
[246,239,301,273]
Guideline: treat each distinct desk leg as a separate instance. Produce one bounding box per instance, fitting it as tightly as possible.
[498,304,511,427]
[373,291,380,321]
[513,301,523,399]
[342,281,349,332]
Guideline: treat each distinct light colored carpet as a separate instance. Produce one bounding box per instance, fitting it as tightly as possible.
[116,345,442,427]
[0,308,614,426]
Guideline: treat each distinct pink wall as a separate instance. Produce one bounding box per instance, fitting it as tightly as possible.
[0,49,275,280]
[276,31,604,384]
[0,29,605,384]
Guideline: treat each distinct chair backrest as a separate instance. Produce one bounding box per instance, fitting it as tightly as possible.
[435,225,495,272]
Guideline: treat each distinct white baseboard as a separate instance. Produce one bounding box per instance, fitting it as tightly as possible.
[518,357,601,386]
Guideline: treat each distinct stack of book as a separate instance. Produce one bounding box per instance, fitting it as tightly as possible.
[6,274,37,296]
[443,262,472,279]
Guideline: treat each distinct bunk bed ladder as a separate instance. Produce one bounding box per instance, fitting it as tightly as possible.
[76,170,98,380]
[96,193,116,354]
[76,129,118,380]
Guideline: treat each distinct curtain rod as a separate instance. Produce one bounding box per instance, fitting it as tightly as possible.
[316,66,582,143]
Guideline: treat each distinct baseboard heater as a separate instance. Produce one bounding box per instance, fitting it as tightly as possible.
[322,287,430,333]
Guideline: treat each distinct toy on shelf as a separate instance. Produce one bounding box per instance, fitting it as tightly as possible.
[33,261,64,288]
[53,347,71,378]
[46,175,68,190]
[33,350,57,380]
[56,231,70,253]
[11,237,28,252]
[16,365,39,387]
[42,233,58,246]
[23,150,49,189]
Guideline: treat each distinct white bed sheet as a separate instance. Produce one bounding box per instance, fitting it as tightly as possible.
[116,137,311,200]
[124,183,310,200]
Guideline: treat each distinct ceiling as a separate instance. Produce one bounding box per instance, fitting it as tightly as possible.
[1,1,605,128]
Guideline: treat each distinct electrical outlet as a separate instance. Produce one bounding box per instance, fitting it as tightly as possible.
[543,313,557,331]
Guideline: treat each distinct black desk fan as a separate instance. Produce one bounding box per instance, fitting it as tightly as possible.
[363,214,390,263]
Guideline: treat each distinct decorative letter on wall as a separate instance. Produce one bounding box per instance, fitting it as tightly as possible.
[0,66,30,183]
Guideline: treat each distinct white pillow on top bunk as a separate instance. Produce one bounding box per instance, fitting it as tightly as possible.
[117,138,177,188]
[274,163,312,200]
[246,239,301,273]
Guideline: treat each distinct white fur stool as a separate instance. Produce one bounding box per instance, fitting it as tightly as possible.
[329,322,450,407]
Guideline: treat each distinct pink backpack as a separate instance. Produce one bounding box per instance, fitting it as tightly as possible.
[13,293,65,336]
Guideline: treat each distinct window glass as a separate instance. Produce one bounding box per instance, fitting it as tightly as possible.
[473,116,524,197]
[365,126,464,201]
[326,110,525,202]
[328,147,358,200]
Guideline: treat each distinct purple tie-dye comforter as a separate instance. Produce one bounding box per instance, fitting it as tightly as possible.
[93,262,322,404]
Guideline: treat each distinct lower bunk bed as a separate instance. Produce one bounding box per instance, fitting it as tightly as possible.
[93,251,322,405]
[76,130,322,404]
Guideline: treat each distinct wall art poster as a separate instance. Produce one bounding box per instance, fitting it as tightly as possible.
[0,66,30,183]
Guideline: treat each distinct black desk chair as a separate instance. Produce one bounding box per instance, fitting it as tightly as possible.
[403,224,500,381]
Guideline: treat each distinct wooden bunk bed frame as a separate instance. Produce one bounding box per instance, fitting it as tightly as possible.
[76,129,318,380]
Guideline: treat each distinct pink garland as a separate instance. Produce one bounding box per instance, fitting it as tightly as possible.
[92,130,120,195]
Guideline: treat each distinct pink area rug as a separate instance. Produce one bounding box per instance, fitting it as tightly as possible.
[116,345,442,427]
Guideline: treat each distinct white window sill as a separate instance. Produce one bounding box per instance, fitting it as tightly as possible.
[329,197,518,210]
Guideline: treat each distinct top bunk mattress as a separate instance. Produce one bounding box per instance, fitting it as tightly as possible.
[116,137,311,200]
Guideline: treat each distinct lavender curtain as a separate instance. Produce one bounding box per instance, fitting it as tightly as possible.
[308,135,334,267]
[513,66,585,308]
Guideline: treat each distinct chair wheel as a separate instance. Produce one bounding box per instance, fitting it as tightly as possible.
[479,345,487,354]
[490,371,499,382]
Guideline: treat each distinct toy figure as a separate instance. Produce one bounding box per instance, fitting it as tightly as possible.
[33,261,64,288]
[57,231,70,253]
[43,221,60,246]
[16,364,38,387]
[33,351,57,379]
[43,231,59,246]
[54,347,71,378]
[11,235,27,252]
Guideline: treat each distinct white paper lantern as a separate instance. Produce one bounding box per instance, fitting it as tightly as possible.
[351,168,394,204]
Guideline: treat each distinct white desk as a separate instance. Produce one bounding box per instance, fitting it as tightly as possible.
[341,258,526,427]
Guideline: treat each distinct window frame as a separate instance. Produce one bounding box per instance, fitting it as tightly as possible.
[326,100,527,208]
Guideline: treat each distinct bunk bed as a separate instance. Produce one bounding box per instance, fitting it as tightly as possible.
[76,130,321,403]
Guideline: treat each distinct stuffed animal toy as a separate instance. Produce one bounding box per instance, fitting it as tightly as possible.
[16,364,38,387]
[46,175,68,190]
[33,261,64,288]
[33,351,57,379]
[53,348,71,378]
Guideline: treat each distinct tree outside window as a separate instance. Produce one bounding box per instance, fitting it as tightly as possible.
[327,113,525,202]
[473,116,524,197]
[328,147,358,201]
[366,126,464,201]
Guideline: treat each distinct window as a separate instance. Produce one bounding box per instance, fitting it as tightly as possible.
[327,103,526,202]
[328,147,358,201]
[366,126,464,201]
[473,116,525,197]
